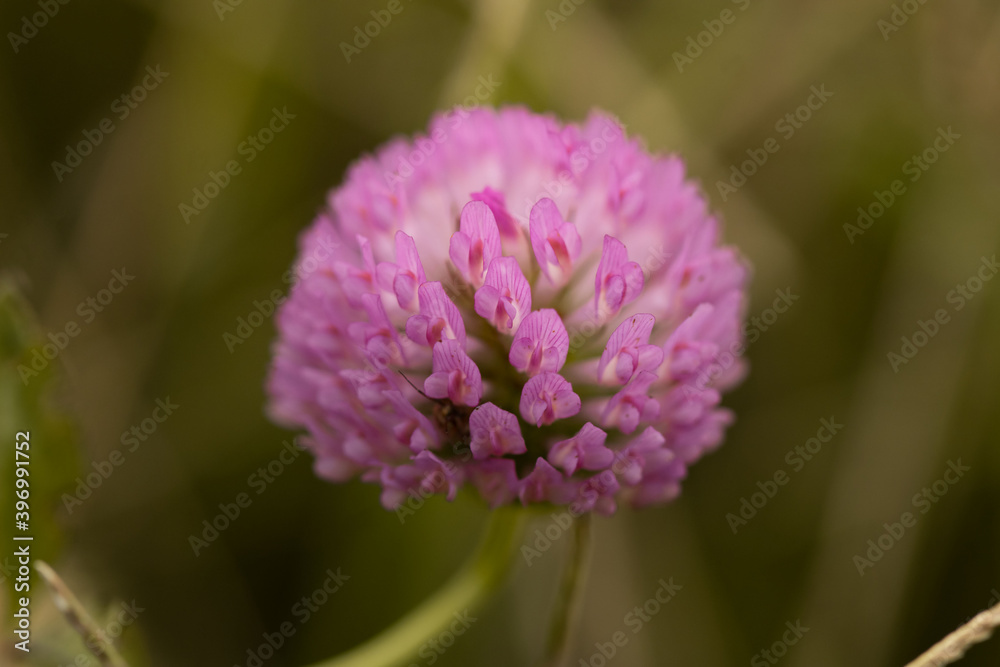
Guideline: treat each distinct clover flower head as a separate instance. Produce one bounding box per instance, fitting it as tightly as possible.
[267,106,749,515]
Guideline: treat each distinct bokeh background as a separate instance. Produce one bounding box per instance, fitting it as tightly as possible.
[2,0,1000,665]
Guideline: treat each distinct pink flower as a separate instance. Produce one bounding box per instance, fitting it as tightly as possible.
[548,423,614,475]
[602,371,661,434]
[616,427,686,507]
[598,313,664,385]
[267,106,749,513]
[405,282,466,348]
[530,198,581,285]
[520,372,582,427]
[376,231,427,312]
[474,257,531,334]
[424,340,482,407]
[595,235,644,323]
[450,201,501,288]
[379,450,461,509]
[520,458,575,505]
[571,470,620,516]
[509,309,569,376]
[471,187,520,240]
[469,403,526,459]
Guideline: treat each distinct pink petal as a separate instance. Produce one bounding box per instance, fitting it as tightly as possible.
[389,231,426,310]
[595,235,644,323]
[382,390,439,452]
[379,451,463,507]
[358,234,376,274]
[548,440,581,475]
[598,313,664,385]
[449,200,501,287]
[529,198,581,284]
[572,471,620,515]
[617,427,670,486]
[675,249,746,311]
[520,458,574,505]
[348,293,406,366]
[395,230,426,282]
[509,308,569,376]
[375,262,397,295]
[423,372,451,400]
[448,231,472,277]
[520,372,581,426]
[376,230,427,312]
[336,235,379,306]
[548,423,613,475]
[509,337,536,373]
[393,272,418,311]
[469,403,526,459]
[471,187,520,239]
[474,257,531,334]
[405,282,467,347]
[413,451,462,502]
[424,340,482,407]
[602,371,661,434]
[663,304,723,381]
[607,159,647,222]
[340,368,393,409]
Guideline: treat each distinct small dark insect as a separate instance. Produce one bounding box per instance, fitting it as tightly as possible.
[432,400,474,448]
[397,370,473,448]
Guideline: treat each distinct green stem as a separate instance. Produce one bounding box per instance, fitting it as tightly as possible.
[543,513,593,667]
[308,506,528,667]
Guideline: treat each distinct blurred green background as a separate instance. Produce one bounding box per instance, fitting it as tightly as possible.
[2,0,1000,665]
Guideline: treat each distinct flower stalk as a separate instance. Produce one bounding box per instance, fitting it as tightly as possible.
[308,506,528,667]
[543,512,593,667]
